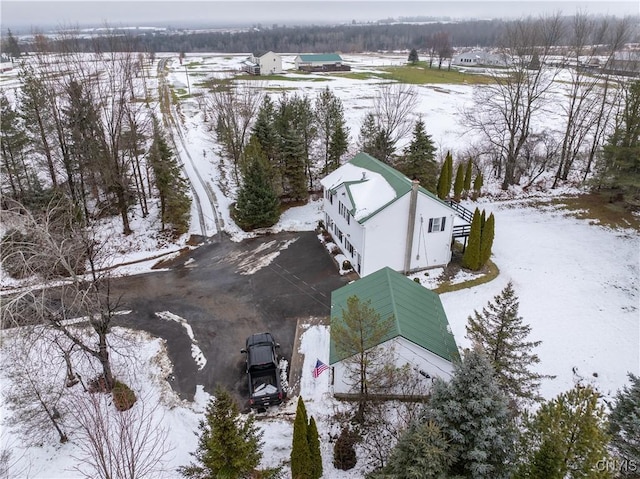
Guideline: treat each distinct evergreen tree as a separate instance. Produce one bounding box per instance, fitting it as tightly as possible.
[599,80,640,205]
[358,112,379,155]
[149,118,191,235]
[479,212,495,265]
[333,427,358,471]
[3,29,21,59]
[328,119,349,173]
[358,112,395,162]
[472,172,484,199]
[291,397,311,479]
[1,91,34,202]
[466,282,548,406]
[444,152,453,193]
[436,152,453,200]
[276,94,309,201]
[397,118,438,191]
[463,158,473,198]
[424,348,515,479]
[408,48,419,64]
[609,373,640,477]
[315,86,349,174]
[308,416,323,479]
[179,385,263,479]
[234,137,280,230]
[516,385,611,479]
[453,162,465,201]
[252,96,280,193]
[375,420,453,479]
[462,208,481,270]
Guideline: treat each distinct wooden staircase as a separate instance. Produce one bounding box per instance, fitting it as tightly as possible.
[446,200,474,239]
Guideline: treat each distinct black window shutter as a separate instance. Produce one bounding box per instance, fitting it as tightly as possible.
[428,218,433,233]
[441,216,446,231]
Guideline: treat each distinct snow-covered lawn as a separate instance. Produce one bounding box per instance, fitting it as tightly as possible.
[1,52,638,478]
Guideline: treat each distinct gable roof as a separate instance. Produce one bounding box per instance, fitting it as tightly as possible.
[329,267,460,365]
[320,152,452,223]
[298,53,343,63]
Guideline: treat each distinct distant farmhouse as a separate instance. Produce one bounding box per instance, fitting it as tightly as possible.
[241,51,282,75]
[294,53,350,72]
[452,49,510,67]
[320,152,472,277]
[329,267,460,397]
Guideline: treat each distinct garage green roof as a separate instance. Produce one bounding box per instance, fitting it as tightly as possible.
[298,53,343,63]
[329,267,460,365]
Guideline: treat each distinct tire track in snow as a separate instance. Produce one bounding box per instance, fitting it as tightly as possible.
[157,58,223,241]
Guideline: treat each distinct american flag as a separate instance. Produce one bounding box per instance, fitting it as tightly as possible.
[312,359,329,378]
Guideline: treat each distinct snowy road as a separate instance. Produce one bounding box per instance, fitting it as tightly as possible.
[157,58,223,240]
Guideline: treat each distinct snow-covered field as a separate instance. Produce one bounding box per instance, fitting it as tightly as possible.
[1,53,638,478]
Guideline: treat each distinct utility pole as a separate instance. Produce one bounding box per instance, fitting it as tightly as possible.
[185,65,190,95]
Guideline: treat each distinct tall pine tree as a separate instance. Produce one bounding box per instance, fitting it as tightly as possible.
[149,118,192,235]
[397,118,438,191]
[234,137,280,230]
[462,207,482,270]
[424,348,515,479]
[609,373,640,477]
[179,385,263,479]
[516,385,611,479]
[466,282,548,406]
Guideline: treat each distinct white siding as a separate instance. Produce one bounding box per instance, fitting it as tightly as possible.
[408,194,455,271]
[258,51,282,74]
[331,337,456,395]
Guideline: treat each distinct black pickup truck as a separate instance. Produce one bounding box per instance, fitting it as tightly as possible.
[241,333,285,409]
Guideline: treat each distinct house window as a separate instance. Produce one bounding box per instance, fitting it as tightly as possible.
[345,239,354,256]
[428,216,446,233]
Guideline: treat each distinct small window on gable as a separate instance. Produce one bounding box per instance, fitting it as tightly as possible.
[428,217,446,233]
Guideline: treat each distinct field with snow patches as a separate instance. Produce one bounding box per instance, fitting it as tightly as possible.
[1,53,638,478]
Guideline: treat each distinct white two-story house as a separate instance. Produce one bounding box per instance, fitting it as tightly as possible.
[320,152,470,277]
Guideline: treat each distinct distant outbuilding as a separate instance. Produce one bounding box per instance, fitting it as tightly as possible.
[294,53,350,72]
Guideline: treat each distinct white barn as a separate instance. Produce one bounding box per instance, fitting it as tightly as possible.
[320,152,470,277]
[329,267,460,396]
[242,51,282,75]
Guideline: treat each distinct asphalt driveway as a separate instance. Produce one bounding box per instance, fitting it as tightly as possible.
[112,231,348,404]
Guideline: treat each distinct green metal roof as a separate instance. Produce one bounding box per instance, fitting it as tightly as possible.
[329,267,460,365]
[298,53,343,63]
[347,152,451,223]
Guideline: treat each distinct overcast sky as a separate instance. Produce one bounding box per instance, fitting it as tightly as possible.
[2,1,638,31]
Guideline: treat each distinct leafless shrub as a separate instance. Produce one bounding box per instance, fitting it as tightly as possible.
[71,389,172,479]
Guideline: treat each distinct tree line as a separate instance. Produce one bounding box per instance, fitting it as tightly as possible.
[1,32,190,238]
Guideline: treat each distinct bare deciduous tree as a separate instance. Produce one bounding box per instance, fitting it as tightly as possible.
[465,14,564,189]
[205,83,265,183]
[372,83,418,160]
[1,199,118,391]
[554,14,632,187]
[1,326,70,444]
[71,390,172,479]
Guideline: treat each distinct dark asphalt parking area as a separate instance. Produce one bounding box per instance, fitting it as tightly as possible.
[112,231,349,406]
